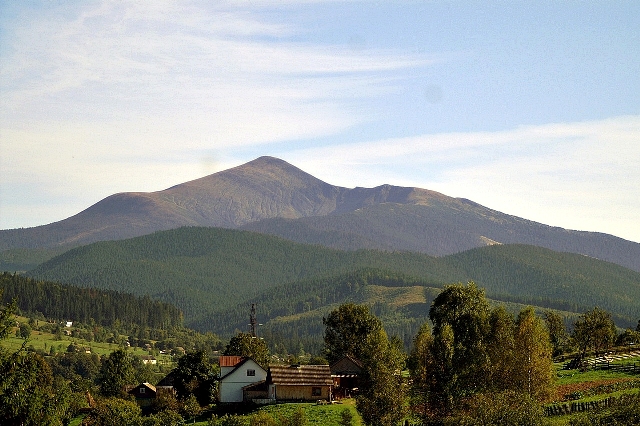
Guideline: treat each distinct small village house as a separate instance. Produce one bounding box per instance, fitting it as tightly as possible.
[128,382,157,408]
[266,364,333,402]
[218,356,267,403]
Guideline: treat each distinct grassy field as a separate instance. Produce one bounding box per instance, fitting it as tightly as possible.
[192,400,363,426]
[4,316,175,364]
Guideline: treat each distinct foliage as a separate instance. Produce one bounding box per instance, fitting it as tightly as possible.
[22,226,640,338]
[172,350,218,406]
[323,303,383,364]
[486,306,515,391]
[48,351,101,392]
[182,394,203,421]
[566,395,640,425]
[355,328,407,426]
[572,307,617,361]
[408,285,555,422]
[407,322,436,424]
[544,310,570,357]
[429,282,490,409]
[0,272,183,330]
[512,307,555,401]
[224,332,270,369]
[0,290,74,425]
[82,397,143,426]
[98,349,135,398]
[142,409,184,426]
[453,390,546,426]
[339,409,354,426]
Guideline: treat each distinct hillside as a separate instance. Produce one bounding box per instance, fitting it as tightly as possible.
[25,227,640,337]
[1,156,639,273]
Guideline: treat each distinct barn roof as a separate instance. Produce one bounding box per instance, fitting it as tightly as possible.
[268,365,333,386]
[330,355,363,376]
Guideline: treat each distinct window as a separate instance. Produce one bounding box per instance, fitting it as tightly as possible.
[312,387,322,396]
[140,388,145,394]
[247,369,256,376]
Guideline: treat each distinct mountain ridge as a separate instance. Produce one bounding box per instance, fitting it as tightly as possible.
[1,156,639,272]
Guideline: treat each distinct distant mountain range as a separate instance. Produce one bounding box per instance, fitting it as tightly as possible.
[1,156,639,272]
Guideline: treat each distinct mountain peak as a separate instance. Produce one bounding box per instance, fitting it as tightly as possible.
[2,156,639,273]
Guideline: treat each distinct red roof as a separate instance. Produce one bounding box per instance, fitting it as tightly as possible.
[219,355,244,367]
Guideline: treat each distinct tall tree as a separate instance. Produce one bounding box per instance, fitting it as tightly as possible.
[486,306,515,391]
[172,350,218,406]
[356,328,407,426]
[223,332,270,368]
[429,282,490,407]
[407,322,437,424]
[543,310,570,357]
[98,349,135,398]
[512,307,555,401]
[572,307,617,362]
[323,303,383,364]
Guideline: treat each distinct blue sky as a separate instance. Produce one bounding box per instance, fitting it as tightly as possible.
[1,1,639,243]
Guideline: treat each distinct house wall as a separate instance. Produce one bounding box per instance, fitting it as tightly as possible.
[219,360,267,403]
[271,385,331,401]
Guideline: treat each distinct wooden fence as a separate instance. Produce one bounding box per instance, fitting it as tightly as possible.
[545,393,640,416]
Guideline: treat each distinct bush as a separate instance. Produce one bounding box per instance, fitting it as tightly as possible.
[249,412,277,426]
[339,408,354,426]
[453,391,546,426]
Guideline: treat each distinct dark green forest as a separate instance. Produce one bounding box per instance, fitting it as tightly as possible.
[0,272,183,330]
[20,227,640,339]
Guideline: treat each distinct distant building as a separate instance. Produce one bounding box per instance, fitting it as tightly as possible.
[140,355,157,365]
[128,383,157,407]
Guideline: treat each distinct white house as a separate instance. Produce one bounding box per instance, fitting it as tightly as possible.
[218,356,267,403]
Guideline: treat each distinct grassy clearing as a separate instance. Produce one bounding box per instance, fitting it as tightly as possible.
[3,316,174,365]
[190,400,363,426]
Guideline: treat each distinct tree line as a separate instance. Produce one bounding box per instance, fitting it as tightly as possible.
[0,272,183,329]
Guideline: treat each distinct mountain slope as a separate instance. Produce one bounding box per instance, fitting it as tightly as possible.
[2,156,639,272]
[242,202,640,272]
[0,157,444,250]
[25,227,640,334]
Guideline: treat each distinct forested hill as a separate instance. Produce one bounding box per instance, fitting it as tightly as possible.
[0,272,183,329]
[2,156,638,273]
[24,227,640,335]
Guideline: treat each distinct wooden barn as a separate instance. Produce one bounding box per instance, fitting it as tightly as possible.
[267,364,333,402]
[330,355,363,398]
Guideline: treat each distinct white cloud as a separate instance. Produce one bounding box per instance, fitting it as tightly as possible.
[0,0,430,228]
[284,115,640,242]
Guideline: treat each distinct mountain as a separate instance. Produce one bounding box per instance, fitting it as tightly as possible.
[24,227,640,340]
[1,156,639,272]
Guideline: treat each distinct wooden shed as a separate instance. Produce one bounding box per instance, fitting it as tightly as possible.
[330,355,363,398]
[267,364,333,402]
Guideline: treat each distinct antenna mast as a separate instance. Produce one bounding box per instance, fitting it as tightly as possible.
[250,303,257,337]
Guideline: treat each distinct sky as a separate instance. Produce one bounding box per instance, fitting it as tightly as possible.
[1,1,639,243]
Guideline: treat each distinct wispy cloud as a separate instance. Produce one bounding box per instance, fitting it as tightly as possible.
[284,115,640,241]
[0,0,431,228]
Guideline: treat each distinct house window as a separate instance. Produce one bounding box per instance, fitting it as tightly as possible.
[140,388,145,394]
[312,387,322,396]
[247,369,256,376]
